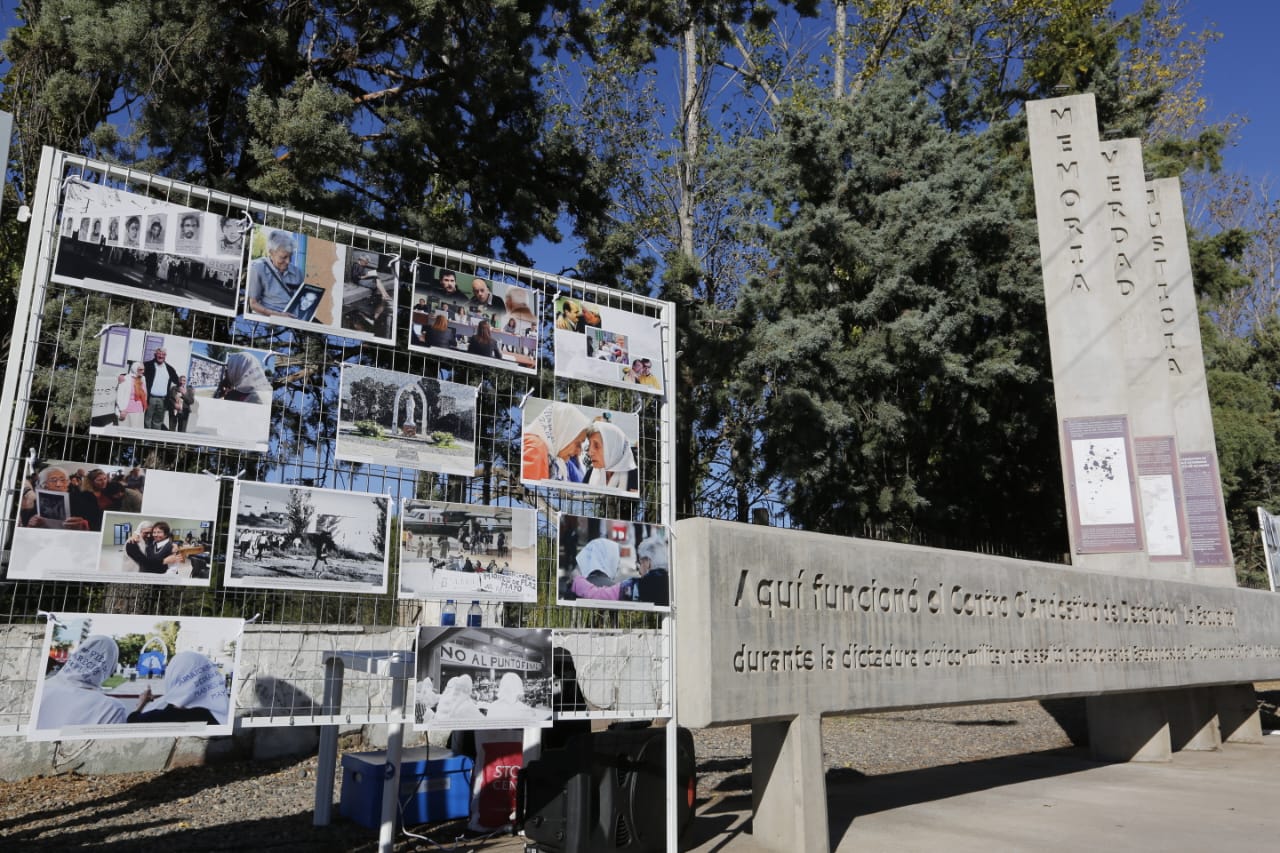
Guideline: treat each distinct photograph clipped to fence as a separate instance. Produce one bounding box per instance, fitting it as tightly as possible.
[556,514,670,609]
[52,179,244,316]
[521,398,640,498]
[408,264,540,374]
[551,295,665,395]
[8,460,220,586]
[398,501,538,603]
[28,613,243,741]
[415,627,553,730]
[225,481,391,594]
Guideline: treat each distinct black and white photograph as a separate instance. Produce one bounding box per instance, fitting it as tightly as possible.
[398,501,538,603]
[552,295,666,395]
[408,264,540,375]
[520,398,641,498]
[244,226,398,344]
[8,460,220,587]
[90,326,275,453]
[225,481,391,594]
[557,514,670,610]
[337,364,477,477]
[414,627,553,730]
[28,612,242,741]
[51,179,244,316]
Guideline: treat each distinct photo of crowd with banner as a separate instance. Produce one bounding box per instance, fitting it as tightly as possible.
[399,501,538,602]
[414,628,553,730]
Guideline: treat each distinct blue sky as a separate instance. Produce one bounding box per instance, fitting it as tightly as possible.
[0,1,1275,269]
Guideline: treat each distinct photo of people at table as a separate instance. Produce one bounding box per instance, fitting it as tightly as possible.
[557,514,670,609]
[8,460,220,586]
[51,180,244,316]
[90,327,275,452]
[520,398,640,498]
[244,226,398,344]
[408,264,540,374]
[28,612,242,741]
[552,295,666,395]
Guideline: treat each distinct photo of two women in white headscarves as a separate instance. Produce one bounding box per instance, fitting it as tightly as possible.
[8,460,220,586]
[29,613,242,741]
[520,398,641,497]
[91,326,275,453]
[52,179,245,317]
[414,628,553,730]
[557,514,671,609]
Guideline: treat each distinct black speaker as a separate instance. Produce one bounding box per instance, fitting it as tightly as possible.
[519,727,695,853]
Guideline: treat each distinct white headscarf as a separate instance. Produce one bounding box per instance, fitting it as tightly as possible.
[532,404,589,459]
[222,352,273,404]
[433,674,484,722]
[485,672,541,721]
[575,537,621,581]
[36,635,128,728]
[149,651,231,725]
[587,422,636,488]
[637,535,669,571]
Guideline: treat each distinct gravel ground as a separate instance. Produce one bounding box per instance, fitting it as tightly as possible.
[3,692,1274,852]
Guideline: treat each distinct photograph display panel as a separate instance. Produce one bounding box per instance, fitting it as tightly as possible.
[399,501,538,602]
[244,225,399,344]
[337,365,477,477]
[552,296,664,394]
[557,514,670,610]
[414,627,553,730]
[225,481,391,594]
[1062,415,1144,554]
[28,613,243,741]
[520,398,640,498]
[408,264,540,374]
[8,460,219,586]
[90,327,275,452]
[51,180,244,316]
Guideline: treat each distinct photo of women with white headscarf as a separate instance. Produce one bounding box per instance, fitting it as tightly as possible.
[128,651,232,725]
[520,399,641,498]
[215,351,274,405]
[415,627,553,730]
[557,514,672,610]
[29,613,243,741]
[34,635,128,730]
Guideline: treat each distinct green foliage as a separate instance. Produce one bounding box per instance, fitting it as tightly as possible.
[431,431,457,448]
[735,36,1062,552]
[354,420,386,439]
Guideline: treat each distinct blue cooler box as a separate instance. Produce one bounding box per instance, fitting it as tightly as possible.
[340,746,473,829]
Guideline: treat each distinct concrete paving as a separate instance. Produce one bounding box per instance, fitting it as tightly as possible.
[684,737,1280,852]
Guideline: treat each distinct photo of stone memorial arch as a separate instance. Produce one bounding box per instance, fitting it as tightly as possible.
[336,364,477,477]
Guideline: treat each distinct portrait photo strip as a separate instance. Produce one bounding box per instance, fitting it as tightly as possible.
[51,179,244,316]
[408,263,540,375]
[225,481,391,594]
[520,398,641,498]
[28,612,243,742]
[8,461,220,587]
[415,627,553,731]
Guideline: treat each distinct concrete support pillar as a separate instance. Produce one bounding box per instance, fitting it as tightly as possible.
[1087,693,1171,762]
[1214,683,1264,744]
[751,713,829,853]
[1164,688,1221,751]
